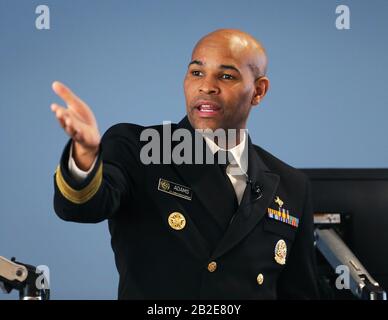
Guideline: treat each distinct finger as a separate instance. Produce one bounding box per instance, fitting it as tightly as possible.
[53,105,69,125]
[64,121,78,138]
[63,113,89,144]
[52,81,87,111]
[52,105,75,131]
[51,103,58,112]
[52,100,99,147]
[53,104,83,126]
[51,103,67,115]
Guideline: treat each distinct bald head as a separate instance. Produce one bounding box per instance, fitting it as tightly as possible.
[184,29,270,132]
[192,29,268,78]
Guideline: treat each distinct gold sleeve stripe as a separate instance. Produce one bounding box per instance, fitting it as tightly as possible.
[55,162,103,204]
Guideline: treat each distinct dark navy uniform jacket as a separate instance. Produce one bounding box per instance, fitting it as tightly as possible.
[53,116,319,299]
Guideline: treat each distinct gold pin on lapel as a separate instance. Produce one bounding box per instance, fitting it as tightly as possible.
[168,212,186,230]
[274,196,284,208]
[274,239,287,265]
[160,180,170,191]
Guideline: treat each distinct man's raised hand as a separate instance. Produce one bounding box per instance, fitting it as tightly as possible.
[51,81,101,170]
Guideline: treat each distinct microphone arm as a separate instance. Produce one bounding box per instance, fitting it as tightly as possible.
[315,228,387,300]
[0,256,50,300]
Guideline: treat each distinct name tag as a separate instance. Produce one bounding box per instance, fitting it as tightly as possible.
[158,178,192,201]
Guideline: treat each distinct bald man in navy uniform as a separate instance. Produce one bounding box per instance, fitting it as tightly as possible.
[51,29,319,299]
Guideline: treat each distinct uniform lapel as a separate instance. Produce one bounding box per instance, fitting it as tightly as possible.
[211,138,280,260]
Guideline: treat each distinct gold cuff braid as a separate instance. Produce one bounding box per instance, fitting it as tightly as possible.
[55,162,103,204]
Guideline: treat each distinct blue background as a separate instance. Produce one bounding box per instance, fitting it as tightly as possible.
[1,0,387,299]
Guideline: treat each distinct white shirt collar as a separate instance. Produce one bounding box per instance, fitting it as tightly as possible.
[203,130,248,175]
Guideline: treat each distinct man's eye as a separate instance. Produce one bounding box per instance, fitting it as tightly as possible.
[221,74,235,80]
[191,70,202,76]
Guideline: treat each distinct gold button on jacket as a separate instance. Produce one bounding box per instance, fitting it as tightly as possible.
[207,261,217,272]
[257,273,264,285]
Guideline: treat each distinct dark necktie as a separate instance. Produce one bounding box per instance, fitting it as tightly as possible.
[217,150,239,214]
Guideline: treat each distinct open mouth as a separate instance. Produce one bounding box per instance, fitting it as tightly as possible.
[194,101,222,117]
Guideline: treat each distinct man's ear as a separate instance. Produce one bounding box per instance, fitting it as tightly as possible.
[251,76,270,106]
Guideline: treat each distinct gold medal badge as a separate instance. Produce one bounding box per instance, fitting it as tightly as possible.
[168,212,186,230]
[274,239,287,265]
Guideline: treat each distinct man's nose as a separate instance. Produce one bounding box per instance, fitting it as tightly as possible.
[199,77,220,95]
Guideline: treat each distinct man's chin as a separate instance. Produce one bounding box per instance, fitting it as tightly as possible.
[188,114,222,131]
[192,120,221,132]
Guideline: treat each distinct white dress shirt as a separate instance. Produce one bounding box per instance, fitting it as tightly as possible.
[203,132,248,204]
[68,131,249,203]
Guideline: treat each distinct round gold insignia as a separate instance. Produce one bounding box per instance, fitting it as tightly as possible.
[168,212,186,230]
[274,239,287,265]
